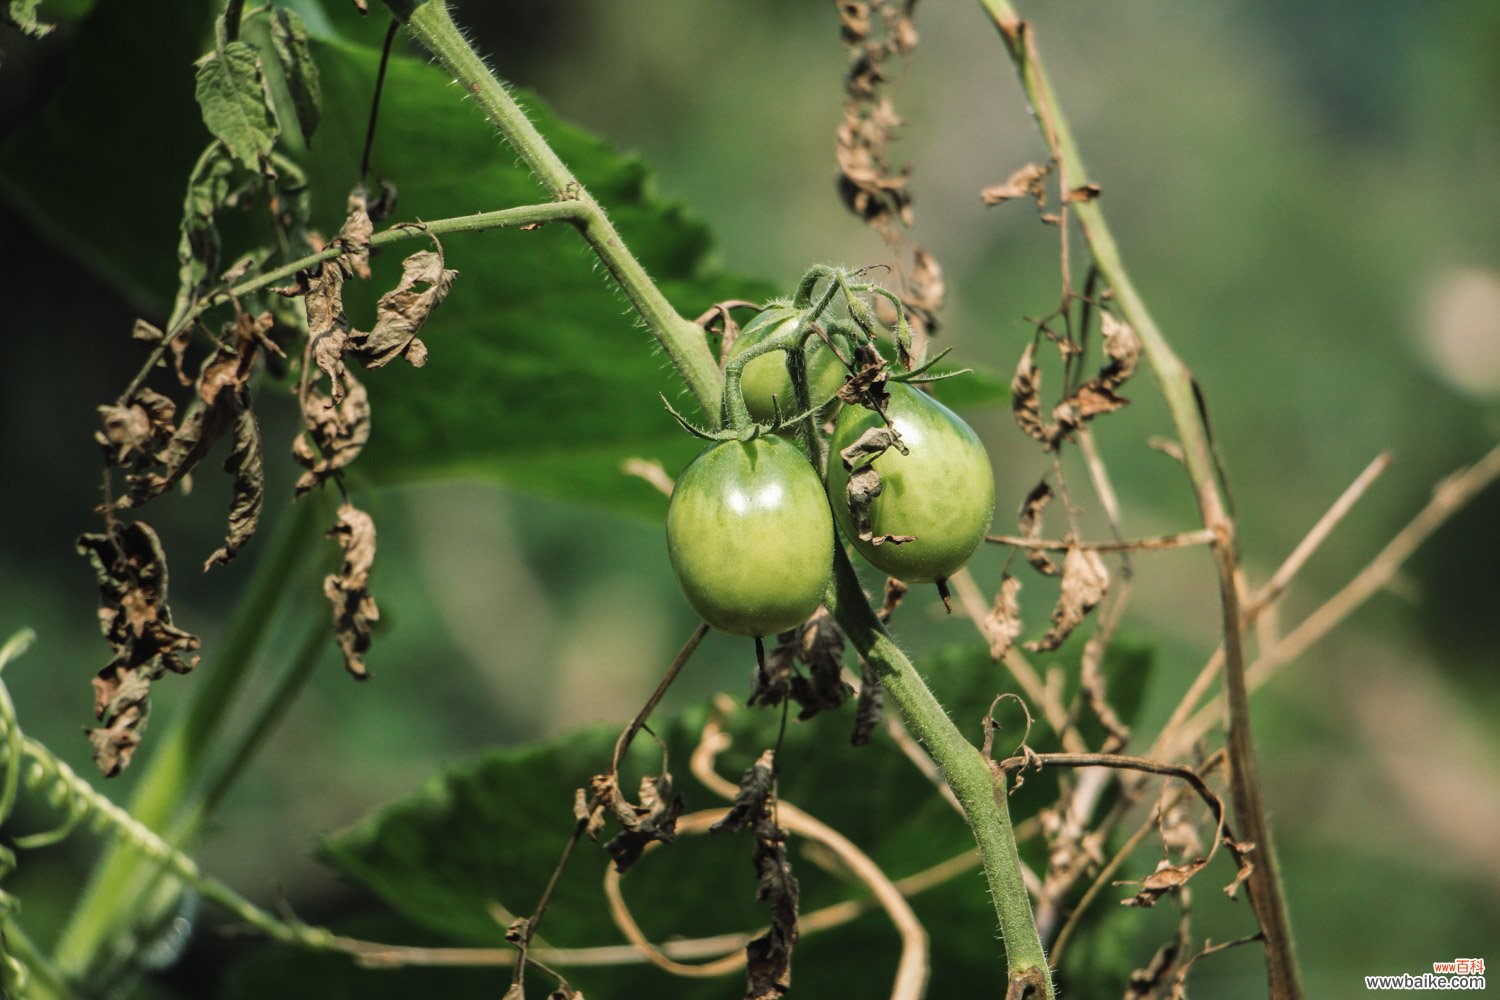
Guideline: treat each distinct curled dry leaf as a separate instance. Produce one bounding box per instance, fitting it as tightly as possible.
[1017,480,1058,575]
[878,576,907,623]
[1118,856,1209,909]
[834,342,892,413]
[981,162,1050,208]
[788,608,850,721]
[203,406,264,569]
[97,389,176,466]
[748,631,797,710]
[1011,341,1051,447]
[587,767,685,874]
[349,247,458,370]
[1026,546,1110,652]
[324,503,379,679]
[985,574,1024,661]
[712,750,800,1000]
[77,521,201,776]
[839,426,915,547]
[1124,916,1192,1000]
[339,185,375,280]
[293,377,371,496]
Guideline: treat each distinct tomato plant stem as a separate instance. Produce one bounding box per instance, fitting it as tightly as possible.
[390,0,724,421]
[826,548,1053,997]
[976,1,1301,995]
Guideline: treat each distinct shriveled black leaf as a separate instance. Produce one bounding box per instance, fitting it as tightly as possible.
[850,660,883,747]
[324,502,379,679]
[712,749,777,835]
[292,376,371,496]
[745,827,799,1000]
[77,521,200,776]
[981,162,1050,208]
[194,40,279,170]
[985,573,1024,660]
[1018,480,1058,575]
[748,631,797,709]
[268,7,321,147]
[788,608,849,721]
[349,247,458,370]
[203,406,264,570]
[1025,546,1110,652]
[4,0,53,37]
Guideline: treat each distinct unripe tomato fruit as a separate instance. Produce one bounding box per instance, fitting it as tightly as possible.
[667,436,834,636]
[825,382,994,583]
[727,307,848,424]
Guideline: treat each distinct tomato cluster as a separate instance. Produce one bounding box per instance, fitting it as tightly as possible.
[664,277,995,637]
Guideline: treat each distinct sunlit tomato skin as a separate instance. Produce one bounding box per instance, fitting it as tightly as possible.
[825,382,995,583]
[728,308,848,424]
[667,436,834,636]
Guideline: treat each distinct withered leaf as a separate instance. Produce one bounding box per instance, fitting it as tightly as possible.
[850,660,883,747]
[1119,856,1209,908]
[1124,919,1190,1000]
[981,162,1050,208]
[788,608,849,721]
[1010,341,1053,447]
[878,577,907,623]
[1017,480,1058,575]
[713,750,777,835]
[744,834,799,1000]
[1223,839,1256,900]
[293,376,371,496]
[339,184,374,280]
[1066,183,1101,203]
[78,522,200,776]
[132,318,165,343]
[1025,546,1109,652]
[588,769,685,874]
[748,631,797,709]
[985,574,1024,660]
[203,406,264,570]
[840,426,915,547]
[1098,311,1141,390]
[324,503,379,679]
[176,142,237,312]
[97,389,176,466]
[836,0,869,43]
[349,248,458,370]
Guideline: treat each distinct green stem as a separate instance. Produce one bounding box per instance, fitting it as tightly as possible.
[390,0,724,420]
[976,2,1300,996]
[826,548,1052,996]
[51,498,323,983]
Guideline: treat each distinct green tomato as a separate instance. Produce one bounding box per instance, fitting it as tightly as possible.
[825,382,995,583]
[727,307,848,424]
[667,435,834,636]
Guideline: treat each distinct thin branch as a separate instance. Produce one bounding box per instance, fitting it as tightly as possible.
[977,4,1299,992]
[609,623,709,775]
[986,528,1215,554]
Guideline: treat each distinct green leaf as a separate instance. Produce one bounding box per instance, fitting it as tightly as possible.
[175,142,238,312]
[4,0,52,36]
[195,40,280,170]
[269,7,322,146]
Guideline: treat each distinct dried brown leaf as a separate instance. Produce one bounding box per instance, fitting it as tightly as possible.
[1026,546,1109,652]
[77,522,200,775]
[1118,856,1208,908]
[748,631,797,710]
[203,406,264,569]
[878,577,907,623]
[97,389,176,466]
[986,574,1024,660]
[340,184,375,280]
[1018,480,1058,575]
[1066,183,1101,203]
[788,608,850,721]
[981,162,1050,207]
[323,503,379,679]
[840,426,915,547]
[1011,341,1054,447]
[589,768,685,873]
[293,376,371,496]
[349,248,457,370]
[712,750,778,835]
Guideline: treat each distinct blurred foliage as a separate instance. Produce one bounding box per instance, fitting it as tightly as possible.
[0,0,1496,997]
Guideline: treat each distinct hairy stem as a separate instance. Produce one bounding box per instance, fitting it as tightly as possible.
[52,499,323,984]
[976,1,1300,995]
[827,548,1052,995]
[388,0,724,419]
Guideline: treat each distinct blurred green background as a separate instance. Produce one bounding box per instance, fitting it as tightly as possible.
[0,0,1497,996]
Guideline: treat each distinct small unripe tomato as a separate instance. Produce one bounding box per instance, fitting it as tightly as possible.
[727,307,848,424]
[825,382,994,583]
[667,436,834,636]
